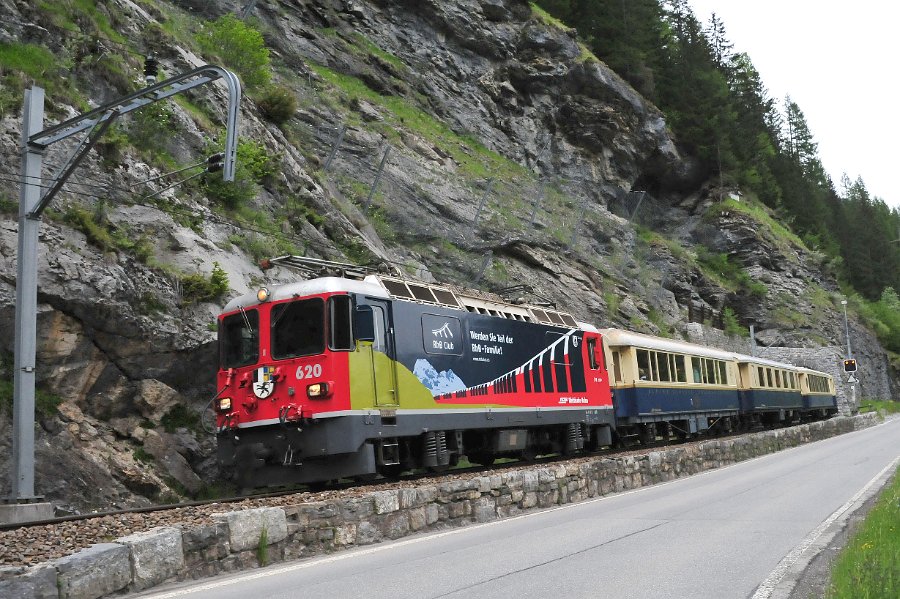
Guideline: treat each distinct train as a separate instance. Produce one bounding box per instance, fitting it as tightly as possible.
[213,264,837,487]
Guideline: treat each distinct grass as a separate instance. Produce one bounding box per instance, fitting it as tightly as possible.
[352,33,407,71]
[257,527,269,566]
[306,62,529,180]
[0,379,63,418]
[857,399,900,415]
[825,464,899,598]
[696,248,767,297]
[706,197,805,257]
[37,0,126,43]
[160,404,202,433]
[529,2,570,31]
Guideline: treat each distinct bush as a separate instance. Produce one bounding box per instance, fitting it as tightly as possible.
[723,307,748,337]
[160,404,201,433]
[63,205,116,252]
[197,14,271,89]
[697,248,767,298]
[203,139,279,209]
[180,262,229,304]
[126,101,178,164]
[257,85,297,124]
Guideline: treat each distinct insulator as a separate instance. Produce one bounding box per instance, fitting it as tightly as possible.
[143,54,159,84]
[206,152,225,172]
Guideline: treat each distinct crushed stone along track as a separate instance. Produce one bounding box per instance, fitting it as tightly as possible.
[0,437,696,568]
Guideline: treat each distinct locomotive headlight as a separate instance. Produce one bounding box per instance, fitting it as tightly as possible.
[217,397,233,411]
[307,382,329,398]
[256,287,270,302]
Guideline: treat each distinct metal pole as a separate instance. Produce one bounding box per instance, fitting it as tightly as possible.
[629,191,646,223]
[567,195,589,252]
[323,125,346,171]
[10,87,45,501]
[364,145,390,211]
[473,178,494,226]
[474,250,493,286]
[529,181,545,227]
[7,67,241,506]
[841,300,851,358]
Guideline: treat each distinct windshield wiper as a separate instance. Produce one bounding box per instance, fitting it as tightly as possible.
[238,305,253,334]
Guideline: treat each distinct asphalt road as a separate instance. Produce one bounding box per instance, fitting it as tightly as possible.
[136,418,900,599]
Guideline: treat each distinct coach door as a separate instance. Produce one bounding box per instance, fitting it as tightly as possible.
[358,300,398,407]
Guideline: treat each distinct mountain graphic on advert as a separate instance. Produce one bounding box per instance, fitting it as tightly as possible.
[413,359,467,395]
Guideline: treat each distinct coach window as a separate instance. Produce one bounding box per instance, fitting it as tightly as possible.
[220,309,259,368]
[612,351,623,383]
[691,357,702,384]
[657,352,672,382]
[673,355,687,382]
[328,295,353,351]
[637,350,652,380]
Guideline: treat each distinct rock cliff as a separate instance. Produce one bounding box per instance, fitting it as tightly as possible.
[0,0,895,510]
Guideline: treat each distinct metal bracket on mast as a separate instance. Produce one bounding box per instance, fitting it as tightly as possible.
[8,64,241,506]
[27,64,241,220]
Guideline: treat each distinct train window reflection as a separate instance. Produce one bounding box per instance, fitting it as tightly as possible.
[637,350,652,380]
[220,310,259,368]
[328,295,353,351]
[272,299,325,359]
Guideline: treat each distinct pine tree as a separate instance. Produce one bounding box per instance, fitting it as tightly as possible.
[706,12,733,70]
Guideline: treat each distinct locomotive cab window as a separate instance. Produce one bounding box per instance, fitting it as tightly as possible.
[220,309,259,368]
[587,338,599,370]
[328,295,353,351]
[271,298,325,359]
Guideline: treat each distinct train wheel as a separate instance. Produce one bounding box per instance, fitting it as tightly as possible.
[379,464,404,479]
[638,423,656,446]
[468,453,496,467]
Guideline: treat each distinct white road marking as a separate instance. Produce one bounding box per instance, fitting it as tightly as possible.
[751,454,900,599]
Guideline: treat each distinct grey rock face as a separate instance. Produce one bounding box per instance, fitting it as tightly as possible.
[143,429,203,494]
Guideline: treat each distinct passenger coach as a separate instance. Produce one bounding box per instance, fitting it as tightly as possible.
[734,356,803,425]
[600,329,740,443]
[797,367,838,417]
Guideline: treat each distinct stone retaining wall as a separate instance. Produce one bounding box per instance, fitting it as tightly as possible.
[0,414,880,599]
